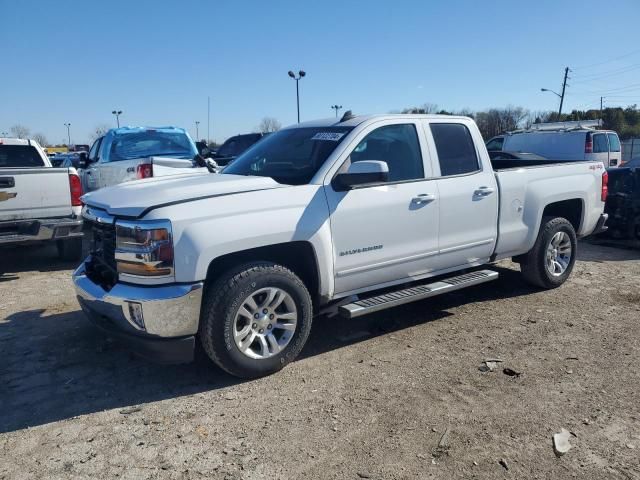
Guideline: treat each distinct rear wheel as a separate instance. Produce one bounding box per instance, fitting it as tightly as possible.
[56,238,83,262]
[199,262,313,378]
[520,216,577,289]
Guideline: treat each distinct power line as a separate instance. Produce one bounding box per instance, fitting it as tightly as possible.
[571,63,640,84]
[572,48,640,70]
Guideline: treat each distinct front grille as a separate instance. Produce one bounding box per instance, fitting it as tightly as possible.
[86,220,118,290]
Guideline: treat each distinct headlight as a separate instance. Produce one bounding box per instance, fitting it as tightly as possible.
[114,220,174,279]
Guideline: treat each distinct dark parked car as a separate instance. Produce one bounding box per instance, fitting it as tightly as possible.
[603,165,640,240]
[211,133,265,166]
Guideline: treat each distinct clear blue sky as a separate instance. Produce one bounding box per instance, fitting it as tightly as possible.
[2,0,640,144]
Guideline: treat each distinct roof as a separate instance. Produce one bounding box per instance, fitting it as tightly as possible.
[283,113,472,129]
[0,137,31,145]
[107,126,187,135]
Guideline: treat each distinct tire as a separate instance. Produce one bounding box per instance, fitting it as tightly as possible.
[56,238,83,262]
[199,262,313,379]
[520,216,577,289]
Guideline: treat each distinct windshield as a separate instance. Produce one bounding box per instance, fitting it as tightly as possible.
[0,145,46,167]
[107,130,197,162]
[216,134,261,157]
[223,127,353,185]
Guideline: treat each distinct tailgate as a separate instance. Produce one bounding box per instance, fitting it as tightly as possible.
[0,168,72,221]
[150,157,208,177]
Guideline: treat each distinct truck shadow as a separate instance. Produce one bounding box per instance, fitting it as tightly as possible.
[0,266,534,434]
[0,243,88,279]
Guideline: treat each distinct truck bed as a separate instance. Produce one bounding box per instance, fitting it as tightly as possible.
[492,159,605,259]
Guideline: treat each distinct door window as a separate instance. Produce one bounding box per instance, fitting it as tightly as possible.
[592,134,608,153]
[430,123,480,176]
[607,133,621,152]
[88,137,102,162]
[349,124,424,182]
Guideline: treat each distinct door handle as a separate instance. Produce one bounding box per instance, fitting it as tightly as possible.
[0,177,15,188]
[412,193,436,204]
[474,186,495,197]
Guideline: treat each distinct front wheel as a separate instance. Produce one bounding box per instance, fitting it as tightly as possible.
[199,262,313,378]
[520,216,577,289]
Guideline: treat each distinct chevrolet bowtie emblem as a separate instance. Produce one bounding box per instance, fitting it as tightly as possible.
[0,192,17,202]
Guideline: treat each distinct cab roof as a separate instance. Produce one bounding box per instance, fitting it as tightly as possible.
[285,113,472,129]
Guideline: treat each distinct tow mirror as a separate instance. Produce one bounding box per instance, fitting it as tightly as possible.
[333,160,389,191]
[77,152,89,169]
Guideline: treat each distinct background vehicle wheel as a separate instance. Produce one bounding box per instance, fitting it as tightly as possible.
[56,238,83,261]
[200,262,313,379]
[520,216,577,289]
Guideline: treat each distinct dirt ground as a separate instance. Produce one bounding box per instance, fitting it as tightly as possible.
[1,238,639,479]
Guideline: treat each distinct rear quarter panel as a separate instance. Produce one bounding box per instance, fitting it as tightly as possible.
[494,162,604,258]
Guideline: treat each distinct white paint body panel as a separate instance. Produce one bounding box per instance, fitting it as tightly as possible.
[81,115,606,304]
[0,138,79,221]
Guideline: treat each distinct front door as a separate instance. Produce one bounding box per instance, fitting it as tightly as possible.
[325,122,440,296]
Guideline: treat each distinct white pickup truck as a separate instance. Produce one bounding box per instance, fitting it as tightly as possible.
[73,114,608,378]
[82,126,212,192]
[0,137,84,260]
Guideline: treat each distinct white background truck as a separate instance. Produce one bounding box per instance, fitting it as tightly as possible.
[73,114,608,378]
[81,126,211,192]
[0,137,84,260]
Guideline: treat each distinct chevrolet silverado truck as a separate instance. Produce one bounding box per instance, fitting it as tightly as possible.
[0,137,84,260]
[73,113,608,378]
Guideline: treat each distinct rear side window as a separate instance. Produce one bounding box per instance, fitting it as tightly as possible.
[592,134,608,154]
[607,133,621,152]
[430,123,480,176]
[0,145,45,167]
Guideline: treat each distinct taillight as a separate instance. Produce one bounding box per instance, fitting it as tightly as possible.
[585,133,593,154]
[136,163,153,179]
[601,171,608,202]
[69,173,83,206]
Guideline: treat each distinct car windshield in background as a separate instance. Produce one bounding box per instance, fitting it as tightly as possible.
[216,134,262,157]
[107,131,196,162]
[0,145,45,167]
[223,127,353,185]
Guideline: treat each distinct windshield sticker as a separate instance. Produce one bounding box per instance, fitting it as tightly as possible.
[312,132,345,141]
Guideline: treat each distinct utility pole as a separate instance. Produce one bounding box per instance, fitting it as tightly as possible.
[558,67,570,117]
[207,96,211,145]
[600,97,604,119]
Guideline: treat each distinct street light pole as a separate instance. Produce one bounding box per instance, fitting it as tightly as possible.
[331,105,343,118]
[64,123,71,146]
[195,121,200,140]
[111,110,123,128]
[288,70,306,123]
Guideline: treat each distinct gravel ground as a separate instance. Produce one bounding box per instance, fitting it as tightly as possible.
[1,238,639,479]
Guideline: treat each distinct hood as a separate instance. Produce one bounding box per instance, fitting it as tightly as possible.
[81,173,285,218]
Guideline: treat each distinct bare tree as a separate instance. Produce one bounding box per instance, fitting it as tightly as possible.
[90,124,111,141]
[10,125,30,139]
[401,103,439,114]
[257,117,282,133]
[32,133,49,146]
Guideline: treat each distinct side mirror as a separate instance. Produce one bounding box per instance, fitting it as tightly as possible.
[77,152,89,169]
[333,160,389,191]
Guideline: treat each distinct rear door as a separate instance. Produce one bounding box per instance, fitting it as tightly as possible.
[607,133,622,167]
[591,133,610,166]
[0,145,71,220]
[425,121,499,271]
